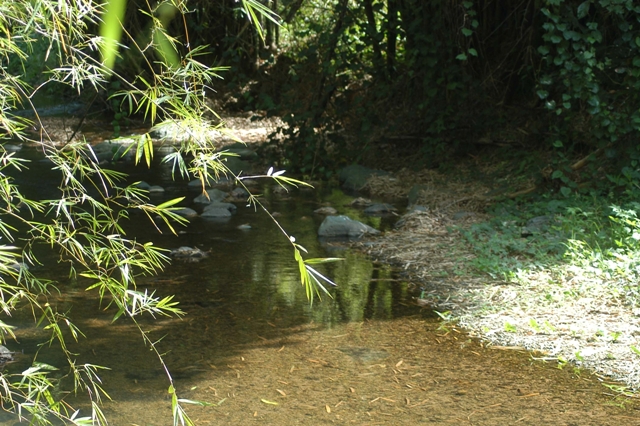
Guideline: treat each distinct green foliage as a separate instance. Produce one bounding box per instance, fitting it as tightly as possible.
[537,0,640,191]
[460,192,640,305]
[255,0,480,175]
[241,0,640,194]
[0,0,332,424]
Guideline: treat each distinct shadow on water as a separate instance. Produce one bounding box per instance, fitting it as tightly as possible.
[0,145,428,420]
[0,145,638,425]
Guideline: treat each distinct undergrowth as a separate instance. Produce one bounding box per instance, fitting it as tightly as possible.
[459,194,640,306]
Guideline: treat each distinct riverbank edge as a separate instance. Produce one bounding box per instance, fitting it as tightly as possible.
[353,208,640,394]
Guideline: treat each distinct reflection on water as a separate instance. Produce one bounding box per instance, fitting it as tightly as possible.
[0,145,424,424]
[0,145,636,425]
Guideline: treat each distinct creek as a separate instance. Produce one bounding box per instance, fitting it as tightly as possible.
[0,142,635,425]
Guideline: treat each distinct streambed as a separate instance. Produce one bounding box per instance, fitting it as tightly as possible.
[0,142,637,425]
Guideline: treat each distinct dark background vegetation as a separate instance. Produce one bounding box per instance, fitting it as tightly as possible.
[17,0,639,276]
[23,0,640,196]
[120,0,640,200]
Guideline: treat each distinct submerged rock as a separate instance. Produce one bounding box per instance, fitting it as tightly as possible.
[134,181,151,190]
[318,215,380,238]
[193,188,228,205]
[4,143,22,153]
[337,347,389,363]
[169,246,209,262]
[203,202,237,213]
[229,187,250,201]
[272,184,292,197]
[201,207,232,218]
[173,207,198,219]
[201,202,237,218]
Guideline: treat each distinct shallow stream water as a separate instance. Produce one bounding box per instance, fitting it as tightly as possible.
[0,144,637,425]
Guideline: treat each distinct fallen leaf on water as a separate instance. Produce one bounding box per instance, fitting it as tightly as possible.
[396,360,404,367]
[261,399,279,405]
[276,389,286,396]
[325,404,331,413]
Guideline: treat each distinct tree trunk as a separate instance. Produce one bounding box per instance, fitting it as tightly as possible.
[284,0,305,24]
[364,0,385,75]
[310,0,349,121]
[265,0,277,52]
[386,0,398,77]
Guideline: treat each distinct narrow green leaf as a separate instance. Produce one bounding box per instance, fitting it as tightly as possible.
[178,398,214,406]
[303,257,343,265]
[156,197,186,209]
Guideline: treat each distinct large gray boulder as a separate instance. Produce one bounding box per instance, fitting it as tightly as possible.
[318,215,380,238]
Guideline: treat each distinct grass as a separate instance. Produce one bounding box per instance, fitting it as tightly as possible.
[439,192,640,390]
[360,147,640,391]
[456,194,640,307]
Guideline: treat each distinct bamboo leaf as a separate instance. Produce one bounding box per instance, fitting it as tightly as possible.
[156,197,186,209]
[303,257,343,265]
